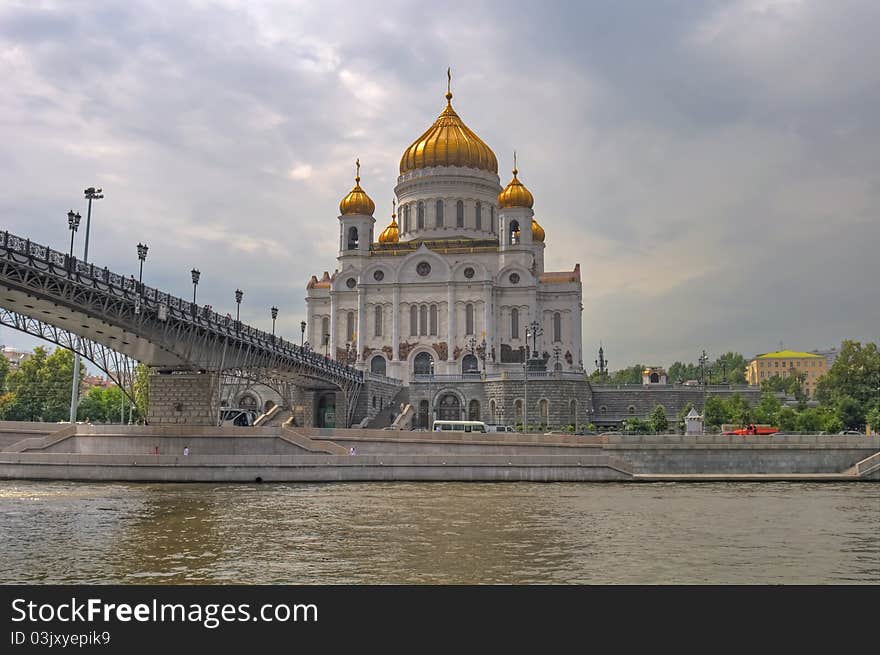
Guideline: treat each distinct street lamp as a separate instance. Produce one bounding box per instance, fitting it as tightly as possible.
[271,306,278,338]
[191,269,200,314]
[234,289,243,323]
[67,210,81,261]
[136,243,148,289]
[324,333,330,357]
[300,320,306,347]
[553,345,562,372]
[527,319,543,361]
[345,342,352,365]
[69,186,103,425]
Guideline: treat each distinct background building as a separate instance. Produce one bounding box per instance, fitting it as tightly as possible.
[747,350,827,397]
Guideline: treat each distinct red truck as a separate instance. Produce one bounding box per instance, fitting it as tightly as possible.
[723,425,779,436]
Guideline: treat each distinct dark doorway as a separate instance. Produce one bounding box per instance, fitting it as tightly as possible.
[438,394,461,421]
[317,393,336,428]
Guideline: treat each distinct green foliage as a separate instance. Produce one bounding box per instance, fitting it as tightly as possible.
[668,361,700,383]
[702,395,730,428]
[0,355,10,392]
[816,341,880,406]
[622,417,653,434]
[752,392,782,425]
[725,393,752,425]
[133,363,151,419]
[711,352,747,384]
[835,395,865,431]
[78,385,140,424]
[649,404,668,433]
[608,364,643,385]
[761,373,806,401]
[3,347,83,422]
[866,406,880,435]
[777,407,797,431]
[675,402,694,431]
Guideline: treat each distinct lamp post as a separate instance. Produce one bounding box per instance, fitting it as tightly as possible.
[136,243,148,289]
[67,210,81,261]
[527,320,543,361]
[523,326,530,433]
[234,288,243,324]
[190,269,200,315]
[553,345,562,372]
[271,306,278,339]
[324,333,330,357]
[345,342,352,365]
[69,187,103,424]
[300,320,306,348]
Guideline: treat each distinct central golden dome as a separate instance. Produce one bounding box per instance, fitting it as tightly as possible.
[399,76,497,175]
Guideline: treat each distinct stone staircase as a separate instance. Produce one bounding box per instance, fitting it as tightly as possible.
[390,402,415,430]
[366,387,410,429]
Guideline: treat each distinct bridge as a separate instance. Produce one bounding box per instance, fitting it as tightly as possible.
[0,230,376,426]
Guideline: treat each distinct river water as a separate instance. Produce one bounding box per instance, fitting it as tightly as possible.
[0,481,877,584]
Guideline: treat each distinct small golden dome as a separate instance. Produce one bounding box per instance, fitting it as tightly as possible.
[339,159,375,216]
[498,155,534,209]
[379,201,399,244]
[399,70,497,175]
[531,217,545,242]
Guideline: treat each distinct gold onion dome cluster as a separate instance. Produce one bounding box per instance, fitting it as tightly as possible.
[339,159,375,216]
[399,87,498,174]
[498,165,534,209]
[379,202,399,244]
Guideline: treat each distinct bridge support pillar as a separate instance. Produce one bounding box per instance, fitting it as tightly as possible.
[147,372,220,426]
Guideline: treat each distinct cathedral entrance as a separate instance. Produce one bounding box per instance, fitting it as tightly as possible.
[437,394,461,421]
[316,393,336,428]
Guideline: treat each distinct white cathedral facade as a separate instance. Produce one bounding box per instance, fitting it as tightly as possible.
[306,82,583,384]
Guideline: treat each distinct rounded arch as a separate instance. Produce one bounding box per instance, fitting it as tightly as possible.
[569,399,578,427]
[538,398,550,426]
[370,354,387,375]
[495,264,533,287]
[600,405,608,415]
[399,247,451,281]
[347,226,359,250]
[430,387,467,419]
[628,405,636,415]
[468,399,481,421]
[410,348,436,376]
[489,399,497,423]
[451,260,489,281]
[236,392,259,410]
[462,353,479,374]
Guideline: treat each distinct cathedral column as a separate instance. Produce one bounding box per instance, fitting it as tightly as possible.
[329,291,337,360]
[356,286,366,363]
[392,285,400,361]
[447,283,455,362]
[483,283,494,360]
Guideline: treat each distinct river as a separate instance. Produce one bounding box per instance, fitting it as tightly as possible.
[1,481,877,584]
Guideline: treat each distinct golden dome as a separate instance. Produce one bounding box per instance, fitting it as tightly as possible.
[531,217,545,242]
[378,201,399,244]
[339,159,375,216]
[497,163,534,209]
[399,71,497,175]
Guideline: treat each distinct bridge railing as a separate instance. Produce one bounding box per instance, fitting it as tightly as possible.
[0,231,362,384]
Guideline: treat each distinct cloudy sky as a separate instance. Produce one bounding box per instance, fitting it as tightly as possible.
[1,0,877,369]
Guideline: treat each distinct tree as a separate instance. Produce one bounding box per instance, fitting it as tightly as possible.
[726,393,752,425]
[752,392,782,426]
[5,347,49,421]
[711,352,747,384]
[778,407,797,432]
[609,364,643,385]
[675,401,694,432]
[133,363,151,421]
[0,355,10,392]
[702,395,730,428]
[835,395,865,431]
[622,417,653,434]
[816,340,880,418]
[649,404,668,433]
[77,386,109,423]
[668,361,699,383]
[866,406,880,435]
[5,346,86,422]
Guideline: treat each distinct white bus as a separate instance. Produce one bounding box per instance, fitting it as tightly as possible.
[430,420,487,433]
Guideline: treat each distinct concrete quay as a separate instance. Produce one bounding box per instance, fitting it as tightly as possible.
[0,421,877,483]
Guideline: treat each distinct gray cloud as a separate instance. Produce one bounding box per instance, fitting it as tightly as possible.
[0,0,876,367]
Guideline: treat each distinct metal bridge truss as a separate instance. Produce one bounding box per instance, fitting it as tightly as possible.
[0,231,363,426]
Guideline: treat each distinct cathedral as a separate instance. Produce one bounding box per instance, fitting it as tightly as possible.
[306,77,583,386]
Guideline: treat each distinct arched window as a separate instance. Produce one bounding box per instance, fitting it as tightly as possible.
[403,205,410,233]
[370,355,386,375]
[414,352,434,376]
[510,220,520,245]
[489,399,497,423]
[410,305,418,336]
[321,317,330,345]
[435,200,444,227]
[514,399,523,423]
[600,405,607,415]
[462,354,478,374]
[628,405,636,415]
[419,305,428,336]
[511,308,519,339]
[417,202,425,229]
[468,399,481,421]
[456,200,464,227]
[490,205,495,232]
[539,399,549,426]
[347,226,359,250]
[569,400,578,427]
[553,312,562,342]
[346,311,355,341]
[465,303,474,336]
[429,305,438,335]
[374,305,383,337]
[475,202,482,231]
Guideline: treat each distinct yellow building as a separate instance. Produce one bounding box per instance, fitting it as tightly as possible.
[747,350,828,397]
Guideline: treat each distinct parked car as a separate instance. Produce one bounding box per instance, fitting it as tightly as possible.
[838,430,863,435]
[485,424,516,433]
